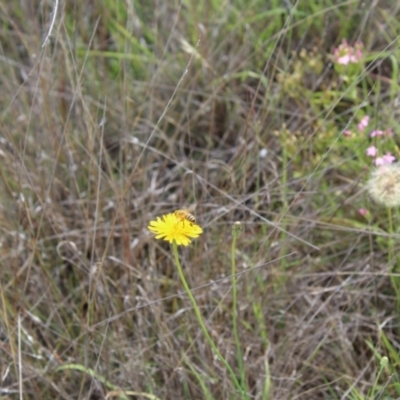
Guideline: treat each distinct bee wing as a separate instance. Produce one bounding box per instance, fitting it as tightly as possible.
[186,204,197,213]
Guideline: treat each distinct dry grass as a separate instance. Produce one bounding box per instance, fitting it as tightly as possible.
[1,1,400,399]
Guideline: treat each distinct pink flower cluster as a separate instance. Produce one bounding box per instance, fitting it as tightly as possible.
[366,147,396,166]
[344,114,395,166]
[343,116,371,137]
[333,39,363,65]
[358,116,369,132]
[360,117,395,165]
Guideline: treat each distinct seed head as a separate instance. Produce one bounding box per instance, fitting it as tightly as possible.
[367,164,400,208]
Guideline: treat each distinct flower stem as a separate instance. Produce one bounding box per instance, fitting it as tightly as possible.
[172,241,245,397]
[387,208,400,308]
[231,231,247,393]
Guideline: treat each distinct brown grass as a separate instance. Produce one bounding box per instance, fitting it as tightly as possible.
[1,1,400,399]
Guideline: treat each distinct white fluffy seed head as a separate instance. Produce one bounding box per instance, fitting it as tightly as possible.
[367,164,400,208]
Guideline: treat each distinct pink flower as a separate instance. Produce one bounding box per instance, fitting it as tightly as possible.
[354,41,364,60]
[374,153,396,166]
[333,39,364,65]
[375,157,384,166]
[343,130,352,137]
[336,54,351,65]
[358,208,369,217]
[385,128,393,136]
[358,116,369,132]
[383,152,396,164]
[370,130,383,137]
[366,146,378,157]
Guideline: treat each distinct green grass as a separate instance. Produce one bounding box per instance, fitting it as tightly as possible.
[1,0,400,398]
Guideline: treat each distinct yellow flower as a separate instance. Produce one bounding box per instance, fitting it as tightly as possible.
[148,212,203,246]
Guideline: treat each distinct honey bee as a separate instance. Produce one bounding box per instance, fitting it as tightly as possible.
[174,209,196,225]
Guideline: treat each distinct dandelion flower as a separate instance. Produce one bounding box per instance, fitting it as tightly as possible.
[367,164,400,207]
[148,212,203,246]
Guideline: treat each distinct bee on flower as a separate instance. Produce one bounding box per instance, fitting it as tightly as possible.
[174,209,196,225]
[148,210,203,246]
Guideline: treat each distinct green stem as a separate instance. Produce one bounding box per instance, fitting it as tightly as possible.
[387,208,400,308]
[172,241,245,397]
[388,208,393,263]
[231,234,247,392]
